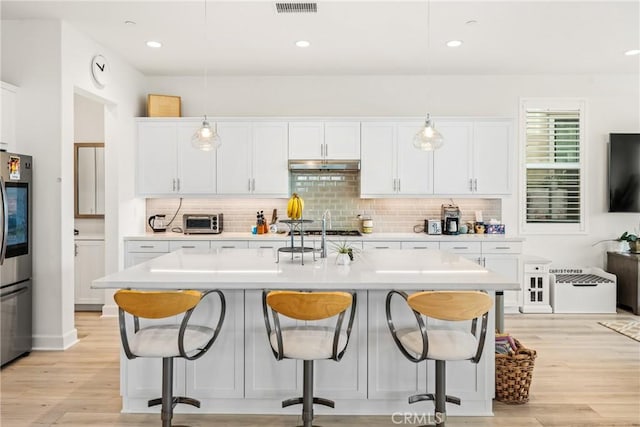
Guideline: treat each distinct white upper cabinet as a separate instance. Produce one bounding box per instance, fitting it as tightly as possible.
[137,120,216,196]
[433,119,511,195]
[1,82,18,152]
[289,121,360,160]
[360,121,433,197]
[217,121,288,197]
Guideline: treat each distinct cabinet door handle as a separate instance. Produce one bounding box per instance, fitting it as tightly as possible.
[412,246,428,249]
[324,143,328,157]
[320,143,324,157]
[74,243,78,257]
[248,178,252,191]
[140,245,154,249]
[252,178,256,192]
[393,178,397,192]
[374,246,390,249]
[453,246,469,250]
[172,179,176,192]
[494,246,511,250]
[177,178,180,192]
[221,245,235,249]
[469,179,473,191]
[474,178,478,192]
[397,179,401,192]
[181,245,196,249]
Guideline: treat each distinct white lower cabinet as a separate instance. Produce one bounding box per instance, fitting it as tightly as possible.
[124,290,244,403]
[245,290,301,399]
[368,290,426,399]
[125,240,169,268]
[74,239,105,307]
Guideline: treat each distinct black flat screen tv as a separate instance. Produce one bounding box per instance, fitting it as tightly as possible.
[609,133,640,212]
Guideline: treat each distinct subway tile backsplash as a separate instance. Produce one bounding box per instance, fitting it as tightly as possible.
[146,171,501,233]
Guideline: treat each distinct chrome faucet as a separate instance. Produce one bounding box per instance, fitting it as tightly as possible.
[320,209,331,258]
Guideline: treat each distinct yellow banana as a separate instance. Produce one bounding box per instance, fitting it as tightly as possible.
[287,193,304,219]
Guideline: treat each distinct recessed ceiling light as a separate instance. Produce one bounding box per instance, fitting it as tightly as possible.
[446,40,463,48]
[624,49,640,56]
[295,40,311,48]
[124,20,136,25]
[146,41,162,48]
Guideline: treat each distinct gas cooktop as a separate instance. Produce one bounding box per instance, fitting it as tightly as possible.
[288,229,362,237]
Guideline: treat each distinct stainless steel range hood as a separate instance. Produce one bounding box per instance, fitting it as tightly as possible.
[288,159,360,171]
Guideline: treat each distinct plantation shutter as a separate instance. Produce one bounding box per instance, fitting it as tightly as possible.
[525,108,582,224]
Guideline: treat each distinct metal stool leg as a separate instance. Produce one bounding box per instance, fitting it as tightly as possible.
[435,360,446,427]
[161,357,174,427]
[302,360,314,427]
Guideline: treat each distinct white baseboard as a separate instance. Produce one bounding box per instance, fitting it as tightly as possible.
[32,328,78,351]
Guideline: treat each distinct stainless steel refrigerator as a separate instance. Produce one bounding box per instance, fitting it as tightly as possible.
[1,151,32,367]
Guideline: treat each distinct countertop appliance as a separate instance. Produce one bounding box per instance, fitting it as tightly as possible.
[148,214,167,232]
[183,213,223,234]
[441,204,461,235]
[1,152,33,367]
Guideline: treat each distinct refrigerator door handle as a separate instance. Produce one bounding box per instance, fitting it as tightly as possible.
[0,176,7,265]
[0,285,28,301]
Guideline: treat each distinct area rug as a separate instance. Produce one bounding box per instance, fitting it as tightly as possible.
[598,320,640,342]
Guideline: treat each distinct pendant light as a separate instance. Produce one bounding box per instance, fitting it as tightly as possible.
[413,0,443,151]
[192,0,221,151]
[413,113,444,150]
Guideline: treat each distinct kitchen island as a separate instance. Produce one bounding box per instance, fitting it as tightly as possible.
[93,248,518,417]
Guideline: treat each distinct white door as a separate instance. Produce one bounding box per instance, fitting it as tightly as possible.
[473,121,511,194]
[361,122,396,196]
[137,122,177,195]
[252,122,289,196]
[74,240,105,305]
[432,121,473,195]
[216,122,252,195]
[396,123,434,195]
[324,122,361,159]
[176,122,216,194]
[288,122,324,159]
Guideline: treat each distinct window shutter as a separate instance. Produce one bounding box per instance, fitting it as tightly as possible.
[524,108,582,224]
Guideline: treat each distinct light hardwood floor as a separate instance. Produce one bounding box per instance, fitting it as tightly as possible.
[1,310,639,427]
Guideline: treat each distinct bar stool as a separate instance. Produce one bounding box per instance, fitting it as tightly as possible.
[262,290,357,427]
[386,290,492,427]
[114,289,225,427]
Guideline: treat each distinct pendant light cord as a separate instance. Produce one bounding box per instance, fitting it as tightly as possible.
[203,0,208,120]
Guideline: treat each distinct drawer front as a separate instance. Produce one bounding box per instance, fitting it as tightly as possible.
[362,241,401,250]
[482,241,523,254]
[248,241,288,249]
[210,241,249,249]
[126,240,169,253]
[169,241,210,251]
[401,241,440,250]
[439,241,481,254]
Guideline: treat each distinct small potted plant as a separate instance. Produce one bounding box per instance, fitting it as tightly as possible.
[619,231,640,253]
[332,241,357,265]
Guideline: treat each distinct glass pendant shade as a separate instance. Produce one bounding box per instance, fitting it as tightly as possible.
[191,117,221,151]
[413,114,444,151]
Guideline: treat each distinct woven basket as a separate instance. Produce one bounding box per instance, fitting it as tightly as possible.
[495,339,537,404]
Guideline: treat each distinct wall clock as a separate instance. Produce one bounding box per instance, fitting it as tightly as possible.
[90,54,110,87]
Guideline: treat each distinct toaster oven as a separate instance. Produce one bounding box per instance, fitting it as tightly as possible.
[183,214,223,234]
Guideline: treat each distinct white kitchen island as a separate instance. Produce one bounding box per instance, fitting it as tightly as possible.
[93,248,519,417]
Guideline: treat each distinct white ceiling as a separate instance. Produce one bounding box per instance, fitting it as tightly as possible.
[2,1,639,76]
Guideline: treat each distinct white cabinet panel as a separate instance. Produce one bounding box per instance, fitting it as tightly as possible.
[187,290,244,398]
[361,121,433,197]
[136,120,216,196]
[74,239,105,306]
[244,290,301,398]
[217,121,288,197]
[433,122,474,194]
[137,122,178,195]
[315,290,367,399]
[433,120,511,195]
[1,82,17,152]
[289,121,360,160]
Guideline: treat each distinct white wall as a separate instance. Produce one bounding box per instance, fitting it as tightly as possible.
[1,19,146,349]
[147,74,640,268]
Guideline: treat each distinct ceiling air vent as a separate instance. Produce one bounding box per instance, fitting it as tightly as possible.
[275,2,317,13]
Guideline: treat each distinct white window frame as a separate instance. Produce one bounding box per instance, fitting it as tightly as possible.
[519,98,587,235]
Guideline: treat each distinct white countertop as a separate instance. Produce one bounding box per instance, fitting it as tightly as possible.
[94,248,519,291]
[125,231,524,242]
